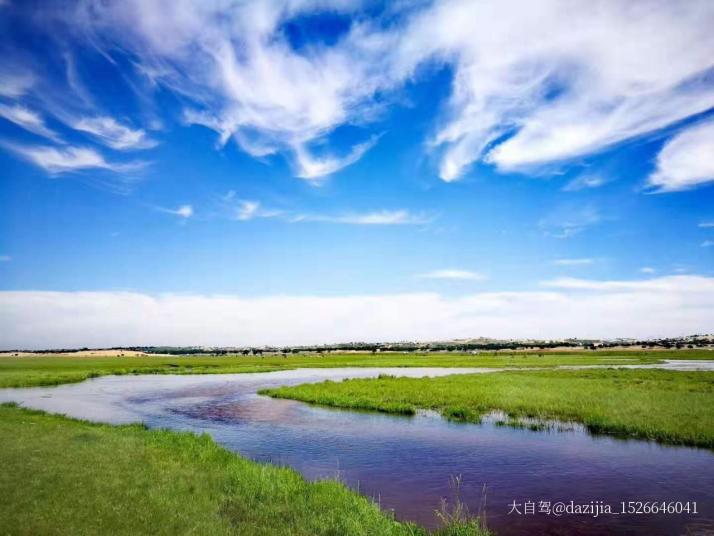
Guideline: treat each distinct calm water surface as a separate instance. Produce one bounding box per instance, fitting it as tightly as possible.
[1,365,713,535]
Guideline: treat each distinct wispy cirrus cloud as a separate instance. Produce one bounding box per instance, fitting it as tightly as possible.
[562,174,606,192]
[291,209,433,226]
[416,269,485,281]
[293,136,379,180]
[230,201,284,222]
[0,104,59,141]
[640,267,656,274]
[401,1,714,180]
[0,255,11,262]
[234,200,261,221]
[68,0,387,180]
[0,69,34,98]
[218,192,432,226]
[4,0,711,186]
[553,258,594,266]
[4,1,714,187]
[699,221,714,228]
[3,143,147,175]
[540,275,712,292]
[539,205,602,239]
[156,204,193,219]
[648,120,714,192]
[70,116,157,150]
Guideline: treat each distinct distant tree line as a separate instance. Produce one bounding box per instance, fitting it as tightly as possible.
[8,336,712,356]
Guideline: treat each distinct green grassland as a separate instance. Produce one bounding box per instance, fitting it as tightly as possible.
[0,403,487,536]
[1,350,711,534]
[262,368,714,448]
[0,349,709,388]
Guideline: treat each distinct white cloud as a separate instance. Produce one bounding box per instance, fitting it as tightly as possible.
[702,240,714,248]
[699,222,714,228]
[159,204,193,218]
[0,255,11,262]
[72,0,386,179]
[553,258,593,266]
[0,104,59,140]
[1,275,712,348]
[292,209,432,225]
[4,143,145,174]
[71,116,157,150]
[293,136,378,180]
[218,192,283,222]
[416,269,485,281]
[540,275,710,292]
[0,70,34,98]
[234,200,261,221]
[648,120,714,191]
[413,0,714,179]
[218,195,429,225]
[539,205,601,239]
[562,174,606,192]
[27,1,714,182]
[237,201,282,221]
[175,205,193,218]
[640,267,656,274]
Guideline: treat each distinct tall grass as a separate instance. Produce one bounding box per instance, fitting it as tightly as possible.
[434,476,489,536]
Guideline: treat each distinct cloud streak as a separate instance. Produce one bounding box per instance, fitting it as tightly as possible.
[291,209,432,226]
[539,205,602,239]
[293,136,379,180]
[218,192,431,225]
[553,258,594,266]
[0,69,34,98]
[71,116,157,150]
[157,204,193,218]
[0,104,59,141]
[562,174,606,192]
[3,143,146,174]
[416,269,485,281]
[1,275,712,349]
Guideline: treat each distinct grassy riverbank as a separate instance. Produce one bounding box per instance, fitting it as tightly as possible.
[0,403,487,536]
[0,349,708,388]
[262,368,714,448]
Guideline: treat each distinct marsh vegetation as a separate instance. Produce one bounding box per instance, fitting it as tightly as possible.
[262,368,714,448]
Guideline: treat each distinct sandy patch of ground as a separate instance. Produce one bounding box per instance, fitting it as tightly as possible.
[0,349,150,358]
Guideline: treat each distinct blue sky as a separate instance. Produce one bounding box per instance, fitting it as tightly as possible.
[0,0,713,348]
